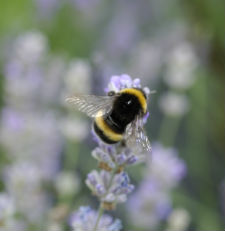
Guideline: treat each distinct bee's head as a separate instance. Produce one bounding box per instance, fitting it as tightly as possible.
[115,93,142,116]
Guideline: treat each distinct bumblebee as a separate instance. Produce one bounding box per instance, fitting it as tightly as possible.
[66,88,151,153]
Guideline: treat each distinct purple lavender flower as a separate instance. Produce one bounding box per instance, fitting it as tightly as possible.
[12,31,47,64]
[3,161,50,222]
[86,170,134,209]
[105,74,150,98]
[159,92,190,117]
[71,0,100,11]
[0,108,24,132]
[164,41,198,90]
[100,2,139,59]
[143,111,150,124]
[128,181,171,229]
[91,144,146,172]
[69,206,122,231]
[145,143,187,189]
[35,0,61,18]
[0,31,65,228]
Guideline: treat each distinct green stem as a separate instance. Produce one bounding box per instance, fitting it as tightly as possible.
[107,167,117,189]
[93,166,118,231]
[93,205,104,231]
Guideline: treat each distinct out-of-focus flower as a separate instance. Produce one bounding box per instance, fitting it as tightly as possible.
[127,143,186,229]
[100,0,140,61]
[159,92,190,117]
[13,31,47,65]
[3,31,47,108]
[0,108,25,132]
[164,41,198,90]
[4,161,43,191]
[0,193,15,222]
[0,110,62,179]
[71,0,100,11]
[146,143,187,189]
[3,161,49,222]
[166,208,191,231]
[54,171,80,197]
[69,206,122,231]
[129,41,163,81]
[128,182,171,229]
[4,31,65,110]
[4,65,42,107]
[40,56,66,104]
[86,170,134,208]
[61,59,92,142]
[59,117,89,141]
[64,59,91,95]
[1,31,64,228]
[35,0,61,18]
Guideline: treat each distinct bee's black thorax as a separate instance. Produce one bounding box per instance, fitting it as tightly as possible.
[106,92,142,132]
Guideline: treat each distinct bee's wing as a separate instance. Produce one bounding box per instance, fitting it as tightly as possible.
[65,95,115,117]
[125,115,152,154]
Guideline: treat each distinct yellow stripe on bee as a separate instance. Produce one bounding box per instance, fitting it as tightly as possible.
[119,88,147,113]
[95,111,123,142]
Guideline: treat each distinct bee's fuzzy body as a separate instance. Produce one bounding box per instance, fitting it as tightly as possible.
[93,88,147,144]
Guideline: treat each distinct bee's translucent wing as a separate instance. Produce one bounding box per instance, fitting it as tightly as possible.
[66,95,115,117]
[125,115,152,154]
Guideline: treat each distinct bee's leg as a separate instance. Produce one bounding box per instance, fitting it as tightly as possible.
[108,91,116,96]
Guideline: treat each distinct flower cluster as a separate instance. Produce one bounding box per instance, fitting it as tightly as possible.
[0,31,90,229]
[92,143,145,172]
[70,206,122,231]
[86,170,134,210]
[69,75,151,230]
[0,31,62,227]
[105,74,150,96]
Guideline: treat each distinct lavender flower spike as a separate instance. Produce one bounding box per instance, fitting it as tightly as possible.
[106,74,150,97]
[91,144,146,172]
[70,206,122,231]
[86,170,134,210]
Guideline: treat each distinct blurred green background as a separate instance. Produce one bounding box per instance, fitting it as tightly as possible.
[0,0,224,230]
